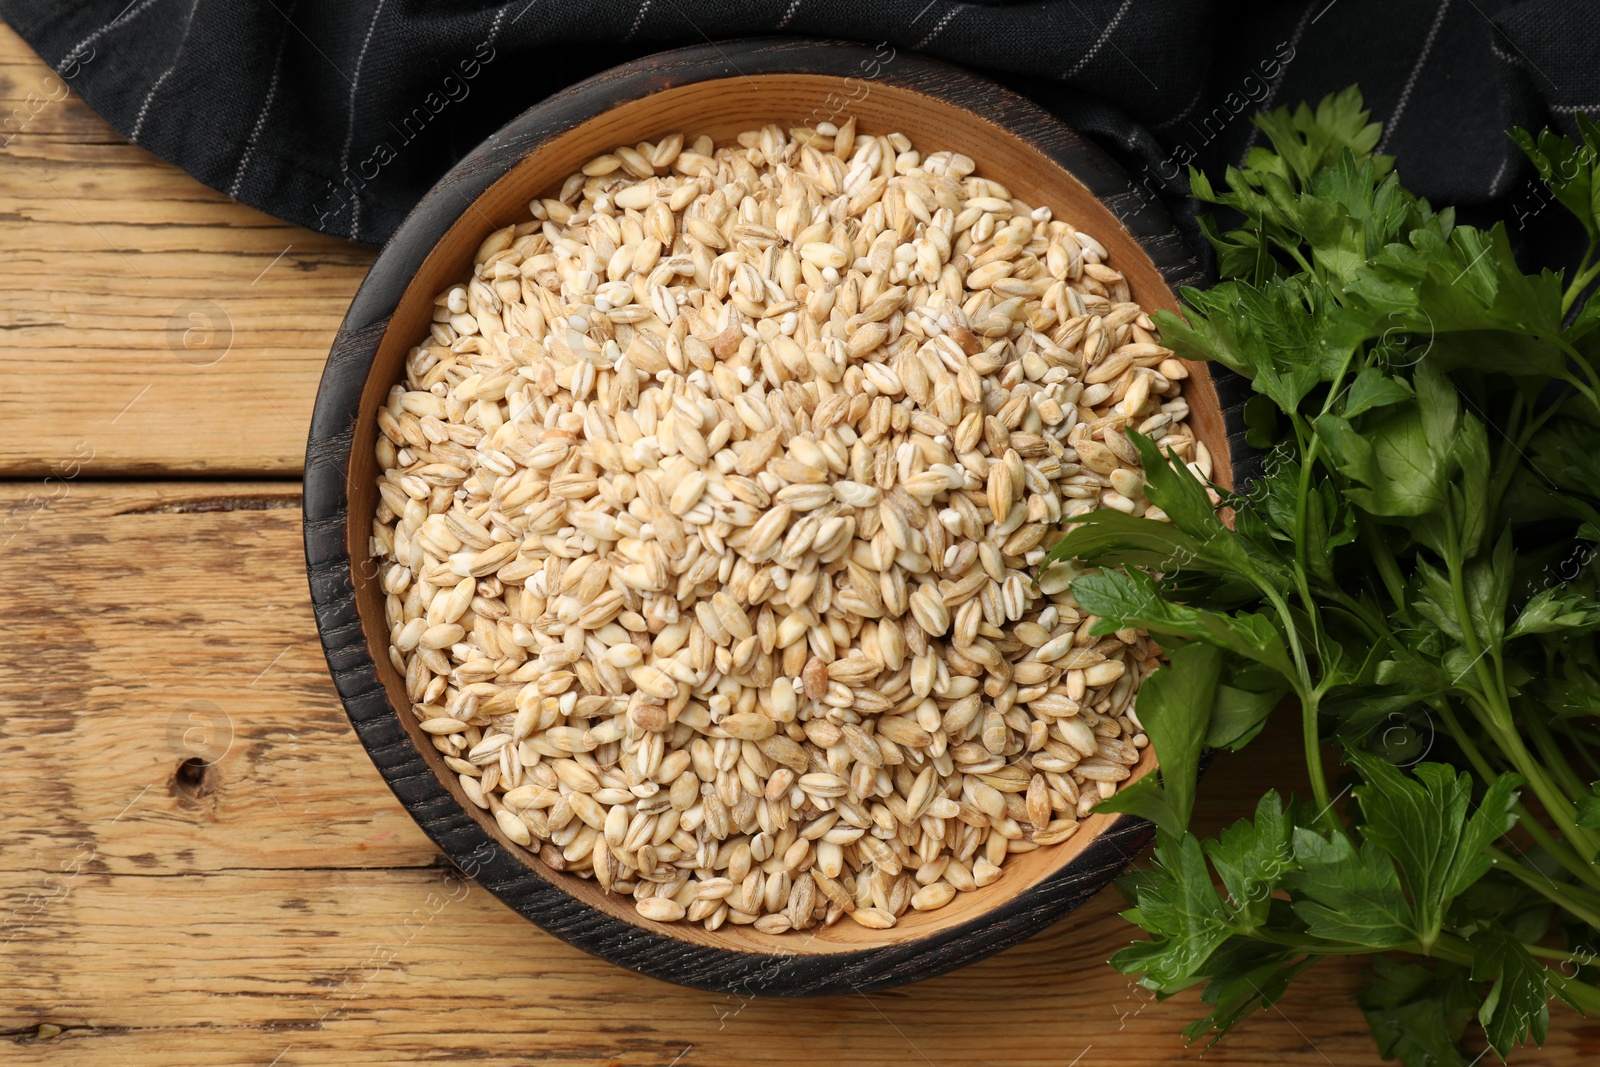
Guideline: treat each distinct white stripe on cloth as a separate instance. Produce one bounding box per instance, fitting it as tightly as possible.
[1379,0,1453,151]
[339,0,389,240]
[228,9,293,198]
[130,0,203,142]
[1063,0,1134,80]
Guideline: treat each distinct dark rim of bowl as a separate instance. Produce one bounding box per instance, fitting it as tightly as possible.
[304,37,1251,997]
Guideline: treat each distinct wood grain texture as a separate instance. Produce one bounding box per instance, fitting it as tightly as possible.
[0,23,1589,1065]
[13,482,1598,1063]
[0,23,371,478]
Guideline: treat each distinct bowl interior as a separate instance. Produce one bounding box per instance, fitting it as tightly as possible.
[345,72,1228,954]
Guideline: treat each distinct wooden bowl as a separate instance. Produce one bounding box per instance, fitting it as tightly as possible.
[305,38,1245,996]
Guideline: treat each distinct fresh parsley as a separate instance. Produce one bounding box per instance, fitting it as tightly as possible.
[1044,88,1600,1063]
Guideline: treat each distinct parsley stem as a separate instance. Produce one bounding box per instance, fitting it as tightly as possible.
[1517,809,1600,893]
[1292,436,1321,587]
[1551,972,1600,1017]
[1484,388,1566,521]
[1489,849,1600,929]
[1562,237,1600,315]
[1483,393,1530,535]
[1240,928,1594,1007]
[1525,711,1593,801]
[1356,514,1408,611]
[1300,691,1334,827]
[1323,589,1388,643]
[1443,513,1600,859]
[1413,932,1475,967]
[1523,943,1597,965]
[1430,700,1600,889]
[1259,580,1336,826]
[1517,388,1567,447]
[1433,698,1499,778]
[1555,722,1600,781]
[1462,677,1598,861]
[1552,335,1600,411]
[1283,242,1315,277]
[1435,700,1600,891]
[1238,927,1458,960]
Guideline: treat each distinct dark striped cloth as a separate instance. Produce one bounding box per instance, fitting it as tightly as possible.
[2,0,1594,268]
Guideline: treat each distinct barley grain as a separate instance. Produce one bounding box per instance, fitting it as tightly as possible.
[373,119,1199,935]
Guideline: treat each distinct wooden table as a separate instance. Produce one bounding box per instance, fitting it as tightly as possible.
[2,23,1593,1065]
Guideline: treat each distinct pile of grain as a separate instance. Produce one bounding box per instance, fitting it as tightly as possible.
[371,119,1207,933]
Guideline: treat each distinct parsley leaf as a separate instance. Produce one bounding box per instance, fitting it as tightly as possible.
[1576,783,1600,831]
[1204,792,1294,930]
[1358,957,1477,1067]
[1342,366,1414,418]
[1288,828,1416,948]
[1184,941,1319,1048]
[1471,930,1552,1055]
[1069,568,1293,675]
[1510,589,1600,638]
[1087,88,1600,1063]
[1348,753,1521,949]
[1097,641,1222,835]
[1509,114,1600,244]
[1206,662,1291,750]
[1313,361,1459,520]
[1246,85,1386,185]
[1112,832,1233,989]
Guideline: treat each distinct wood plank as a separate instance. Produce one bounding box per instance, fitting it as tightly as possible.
[0,480,435,875]
[0,21,1592,1063]
[2,480,1593,1063]
[0,867,1377,1067]
[1,867,1594,1065]
[0,24,371,478]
